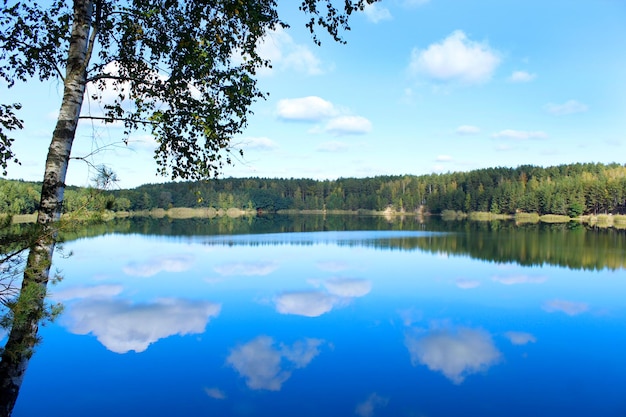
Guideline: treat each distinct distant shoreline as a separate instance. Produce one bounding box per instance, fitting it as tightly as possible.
[5,208,626,229]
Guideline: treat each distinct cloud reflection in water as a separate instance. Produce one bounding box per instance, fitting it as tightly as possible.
[324,278,372,297]
[226,336,324,391]
[64,298,221,353]
[405,326,501,384]
[355,393,389,417]
[504,331,537,345]
[213,261,279,276]
[542,299,589,316]
[275,278,372,317]
[275,291,341,317]
[493,274,547,285]
[123,254,195,277]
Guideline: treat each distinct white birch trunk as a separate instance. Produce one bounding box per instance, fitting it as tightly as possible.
[0,1,94,415]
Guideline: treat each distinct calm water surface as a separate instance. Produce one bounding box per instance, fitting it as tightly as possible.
[8,216,626,416]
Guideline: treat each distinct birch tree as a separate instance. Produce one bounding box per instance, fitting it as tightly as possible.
[0,0,376,414]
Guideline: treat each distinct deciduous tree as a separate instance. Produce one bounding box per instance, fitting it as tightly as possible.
[0,1,377,414]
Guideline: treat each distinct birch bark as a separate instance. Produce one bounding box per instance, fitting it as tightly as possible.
[0,1,94,415]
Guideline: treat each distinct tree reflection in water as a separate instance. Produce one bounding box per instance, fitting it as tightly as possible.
[0,215,624,416]
[0,221,62,417]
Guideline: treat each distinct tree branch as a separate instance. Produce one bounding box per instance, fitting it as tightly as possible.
[53,63,66,83]
[85,74,157,84]
[77,115,159,125]
[82,0,101,74]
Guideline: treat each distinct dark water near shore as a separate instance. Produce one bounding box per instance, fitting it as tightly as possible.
[6,215,626,416]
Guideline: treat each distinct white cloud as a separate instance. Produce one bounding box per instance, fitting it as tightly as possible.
[355,393,389,417]
[255,27,325,76]
[83,61,169,122]
[409,30,501,84]
[123,254,195,277]
[456,125,481,135]
[323,278,372,297]
[227,336,287,391]
[276,96,337,121]
[275,277,371,317]
[405,326,501,384]
[281,338,325,368]
[492,130,548,140]
[436,154,453,162]
[281,46,324,76]
[492,274,547,285]
[214,261,278,276]
[325,116,373,136]
[226,336,324,391]
[317,141,349,152]
[543,299,589,316]
[63,298,221,353]
[504,331,537,345]
[240,137,278,151]
[84,62,129,109]
[363,3,392,23]
[277,97,372,136]
[275,291,341,317]
[544,100,589,116]
[126,134,158,151]
[509,71,537,83]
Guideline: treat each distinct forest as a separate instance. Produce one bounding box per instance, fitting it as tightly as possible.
[2,162,626,217]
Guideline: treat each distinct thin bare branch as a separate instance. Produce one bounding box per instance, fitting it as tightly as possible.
[77,115,159,125]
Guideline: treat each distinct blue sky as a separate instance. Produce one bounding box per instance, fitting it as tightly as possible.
[4,0,626,188]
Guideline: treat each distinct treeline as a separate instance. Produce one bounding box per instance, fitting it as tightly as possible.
[2,162,626,216]
[0,180,114,215]
[350,221,626,271]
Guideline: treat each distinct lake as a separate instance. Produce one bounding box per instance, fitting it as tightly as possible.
[5,215,626,416]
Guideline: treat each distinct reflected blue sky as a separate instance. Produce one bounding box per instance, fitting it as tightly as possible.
[10,230,626,416]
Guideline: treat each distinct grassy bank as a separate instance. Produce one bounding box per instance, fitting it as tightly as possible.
[3,207,257,224]
[582,214,626,229]
[441,210,626,229]
[125,207,255,219]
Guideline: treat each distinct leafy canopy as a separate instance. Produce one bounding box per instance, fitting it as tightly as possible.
[0,0,376,180]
